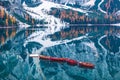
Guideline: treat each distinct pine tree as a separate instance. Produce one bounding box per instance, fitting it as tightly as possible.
[0,7,4,18]
[32,19,34,25]
[1,35,5,44]
[5,19,8,26]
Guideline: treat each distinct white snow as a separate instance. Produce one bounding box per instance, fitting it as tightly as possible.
[22,0,90,32]
[23,1,68,33]
[111,23,120,26]
[115,10,120,16]
[116,33,120,38]
[24,30,87,48]
[30,54,39,57]
[83,42,98,57]
[18,21,30,28]
[98,0,107,14]
[82,0,96,7]
[23,0,87,16]
[98,35,107,54]
[23,0,89,50]
[22,0,119,55]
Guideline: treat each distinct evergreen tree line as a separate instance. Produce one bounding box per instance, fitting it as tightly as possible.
[49,8,120,24]
[0,7,17,26]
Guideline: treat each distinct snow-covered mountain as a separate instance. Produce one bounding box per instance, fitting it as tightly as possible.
[0,0,120,80]
[2,0,120,14]
[1,0,120,26]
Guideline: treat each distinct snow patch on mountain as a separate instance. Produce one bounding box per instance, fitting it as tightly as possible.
[24,31,87,48]
[22,0,89,32]
[82,0,95,7]
[116,34,120,39]
[111,23,120,26]
[23,0,88,15]
[98,0,107,14]
[83,42,98,57]
[115,10,120,16]
[23,1,67,33]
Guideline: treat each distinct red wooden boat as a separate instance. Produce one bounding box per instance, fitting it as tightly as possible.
[30,54,95,69]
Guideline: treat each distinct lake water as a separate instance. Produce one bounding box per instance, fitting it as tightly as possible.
[0,26,120,80]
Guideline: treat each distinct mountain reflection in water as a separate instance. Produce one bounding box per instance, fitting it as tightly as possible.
[0,26,120,80]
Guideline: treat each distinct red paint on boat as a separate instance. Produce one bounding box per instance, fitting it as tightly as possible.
[66,59,78,66]
[30,54,95,69]
[50,57,66,62]
[78,62,95,69]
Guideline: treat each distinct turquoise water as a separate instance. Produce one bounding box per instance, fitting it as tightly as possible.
[0,26,120,80]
